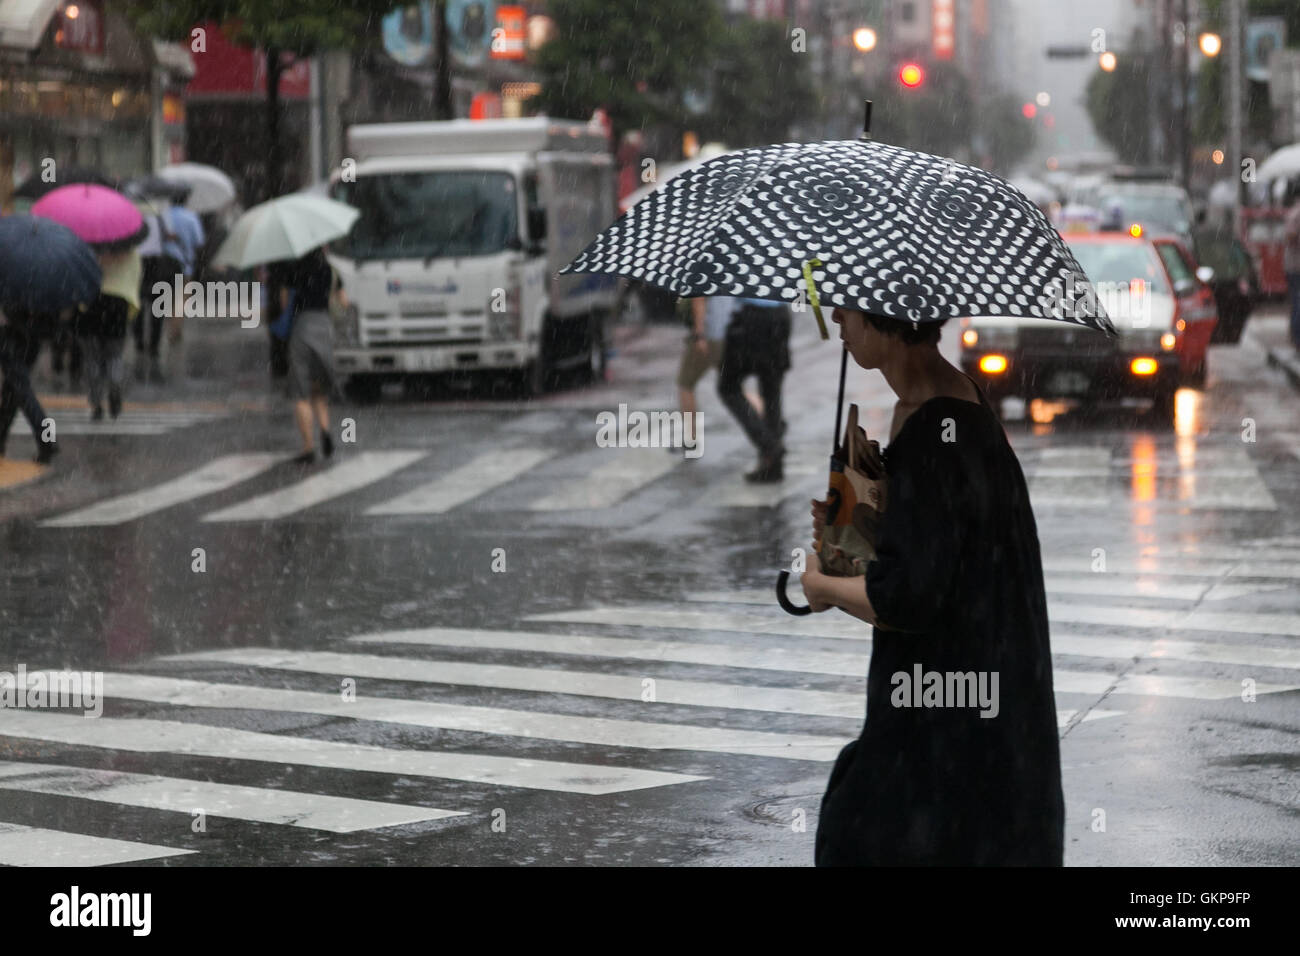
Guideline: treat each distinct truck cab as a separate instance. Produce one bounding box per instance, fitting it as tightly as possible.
[327,118,619,396]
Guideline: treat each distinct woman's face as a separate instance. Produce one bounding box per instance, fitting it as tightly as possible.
[832,307,890,370]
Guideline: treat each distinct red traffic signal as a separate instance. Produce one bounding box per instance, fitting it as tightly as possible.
[898,62,925,88]
[1021,102,1037,118]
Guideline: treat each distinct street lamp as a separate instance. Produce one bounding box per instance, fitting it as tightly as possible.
[1035,91,1051,107]
[1199,32,1222,57]
[1099,51,1118,72]
[853,27,877,53]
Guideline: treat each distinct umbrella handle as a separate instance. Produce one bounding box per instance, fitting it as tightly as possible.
[775,571,812,616]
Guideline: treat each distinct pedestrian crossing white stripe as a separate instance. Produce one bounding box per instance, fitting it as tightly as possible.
[202,451,425,521]
[350,625,869,675]
[0,760,462,832]
[162,645,1297,712]
[530,448,678,510]
[164,647,864,717]
[1049,671,1296,699]
[350,624,1300,674]
[525,605,867,641]
[41,454,284,527]
[366,447,555,515]
[1029,448,1111,506]
[1048,601,1300,637]
[0,710,704,795]
[548,597,1300,641]
[0,821,194,866]
[86,672,848,762]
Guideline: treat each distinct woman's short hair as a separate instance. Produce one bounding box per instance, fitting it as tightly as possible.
[863,312,948,346]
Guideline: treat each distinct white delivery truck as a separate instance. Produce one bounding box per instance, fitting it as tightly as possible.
[327,117,620,396]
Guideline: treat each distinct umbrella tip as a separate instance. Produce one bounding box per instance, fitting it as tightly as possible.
[859,100,873,142]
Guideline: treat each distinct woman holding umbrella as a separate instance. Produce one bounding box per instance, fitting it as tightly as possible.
[797,308,1065,866]
[557,103,1114,865]
[271,246,346,463]
[211,192,359,463]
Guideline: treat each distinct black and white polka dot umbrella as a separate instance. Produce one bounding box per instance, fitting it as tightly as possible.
[561,137,1114,335]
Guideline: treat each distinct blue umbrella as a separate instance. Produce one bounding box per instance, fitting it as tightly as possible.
[0,214,102,314]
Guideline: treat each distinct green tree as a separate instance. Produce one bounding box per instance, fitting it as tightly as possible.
[127,0,397,200]
[528,0,723,147]
[694,18,813,148]
[1085,55,1156,164]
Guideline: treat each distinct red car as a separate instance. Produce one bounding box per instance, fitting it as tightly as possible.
[960,229,1218,425]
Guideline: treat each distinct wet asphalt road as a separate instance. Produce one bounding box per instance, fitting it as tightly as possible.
[0,309,1298,866]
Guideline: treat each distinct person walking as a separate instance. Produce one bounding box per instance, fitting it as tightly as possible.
[800,307,1064,866]
[0,306,58,463]
[273,246,344,463]
[716,297,792,482]
[1283,187,1300,350]
[673,296,734,452]
[78,250,140,421]
[134,203,185,383]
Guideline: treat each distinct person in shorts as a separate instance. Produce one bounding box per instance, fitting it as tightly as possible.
[674,297,735,452]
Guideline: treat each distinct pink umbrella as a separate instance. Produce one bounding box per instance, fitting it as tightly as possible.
[31,183,147,248]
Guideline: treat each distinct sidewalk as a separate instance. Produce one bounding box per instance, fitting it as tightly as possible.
[1248,303,1300,392]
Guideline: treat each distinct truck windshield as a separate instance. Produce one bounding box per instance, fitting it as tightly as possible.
[332,171,518,260]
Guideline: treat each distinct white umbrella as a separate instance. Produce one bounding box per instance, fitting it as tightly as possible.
[157,162,237,213]
[212,193,359,269]
[1256,143,1300,183]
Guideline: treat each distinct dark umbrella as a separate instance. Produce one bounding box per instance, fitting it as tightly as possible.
[12,167,119,202]
[559,101,1117,613]
[0,215,102,314]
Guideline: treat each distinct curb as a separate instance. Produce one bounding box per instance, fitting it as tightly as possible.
[1265,346,1300,393]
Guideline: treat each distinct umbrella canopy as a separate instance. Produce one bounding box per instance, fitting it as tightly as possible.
[0,215,102,314]
[124,174,190,203]
[157,162,236,213]
[12,167,118,202]
[212,194,360,269]
[31,183,147,249]
[1256,143,1300,183]
[620,143,735,213]
[562,137,1114,335]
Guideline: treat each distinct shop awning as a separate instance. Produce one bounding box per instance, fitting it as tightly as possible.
[0,0,60,51]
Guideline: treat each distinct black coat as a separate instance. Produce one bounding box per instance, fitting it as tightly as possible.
[815,389,1065,866]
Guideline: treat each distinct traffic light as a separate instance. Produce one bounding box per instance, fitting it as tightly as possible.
[898,62,925,88]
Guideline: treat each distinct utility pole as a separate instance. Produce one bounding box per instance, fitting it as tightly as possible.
[1227,0,1244,219]
[433,0,453,120]
[1178,0,1190,188]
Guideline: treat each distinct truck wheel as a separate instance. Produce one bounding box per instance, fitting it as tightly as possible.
[523,332,550,398]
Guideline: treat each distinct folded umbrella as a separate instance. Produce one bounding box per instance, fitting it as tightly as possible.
[0,215,101,314]
[212,194,359,269]
[31,183,147,250]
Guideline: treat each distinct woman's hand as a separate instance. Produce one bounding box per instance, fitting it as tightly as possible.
[810,496,828,547]
[800,551,832,613]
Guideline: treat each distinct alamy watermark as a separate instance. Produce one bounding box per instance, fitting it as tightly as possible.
[891,664,1000,718]
[1040,272,1152,328]
[596,404,703,458]
[0,665,103,717]
[152,275,261,328]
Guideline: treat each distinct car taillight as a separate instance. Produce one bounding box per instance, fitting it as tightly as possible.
[979,354,1008,374]
[1130,357,1158,375]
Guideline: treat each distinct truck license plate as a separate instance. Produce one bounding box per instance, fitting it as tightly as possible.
[1047,370,1091,396]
